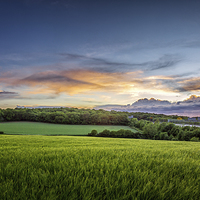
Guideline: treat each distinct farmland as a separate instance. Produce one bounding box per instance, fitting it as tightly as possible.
[0,135,200,200]
[0,122,135,135]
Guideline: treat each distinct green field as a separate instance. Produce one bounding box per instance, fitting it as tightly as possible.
[0,135,200,200]
[0,122,135,135]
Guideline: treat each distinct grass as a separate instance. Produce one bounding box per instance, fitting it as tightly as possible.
[0,122,135,135]
[0,135,200,200]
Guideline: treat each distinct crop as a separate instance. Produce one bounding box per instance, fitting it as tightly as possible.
[0,135,200,199]
[0,122,134,135]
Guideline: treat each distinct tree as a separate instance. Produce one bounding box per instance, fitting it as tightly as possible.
[193,129,200,139]
[0,109,4,122]
[55,116,64,124]
[88,130,98,136]
[3,108,14,121]
[159,132,169,140]
[143,122,158,139]
[169,126,180,137]
[97,129,110,137]
[158,122,167,132]
[164,123,176,134]
[130,118,139,128]
[138,119,146,130]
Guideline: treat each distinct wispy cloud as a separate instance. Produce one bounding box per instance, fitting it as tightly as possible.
[0,52,198,101]
[0,52,182,75]
[0,67,198,97]
[176,77,200,92]
[15,70,107,95]
[7,70,145,95]
[0,91,18,95]
[0,90,19,99]
[59,53,182,73]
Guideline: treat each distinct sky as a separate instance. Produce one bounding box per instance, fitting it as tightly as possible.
[1,0,200,113]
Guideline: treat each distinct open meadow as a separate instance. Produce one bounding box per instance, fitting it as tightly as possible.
[0,135,200,200]
[0,122,135,135]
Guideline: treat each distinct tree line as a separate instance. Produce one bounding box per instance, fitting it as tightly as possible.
[88,118,200,142]
[128,112,188,122]
[0,107,187,125]
[0,108,129,125]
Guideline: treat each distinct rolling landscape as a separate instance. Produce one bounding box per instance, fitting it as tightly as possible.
[0,108,200,199]
[1,0,200,199]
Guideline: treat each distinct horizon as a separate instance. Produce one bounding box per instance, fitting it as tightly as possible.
[1,0,200,116]
[2,94,199,118]
[3,94,200,108]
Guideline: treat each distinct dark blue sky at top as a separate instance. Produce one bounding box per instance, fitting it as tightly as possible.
[1,0,200,56]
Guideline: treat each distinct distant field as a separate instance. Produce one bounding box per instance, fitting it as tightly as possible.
[0,122,135,135]
[0,135,199,199]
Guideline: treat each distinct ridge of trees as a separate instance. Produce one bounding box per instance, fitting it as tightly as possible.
[0,107,129,125]
[0,107,188,125]
[89,118,200,142]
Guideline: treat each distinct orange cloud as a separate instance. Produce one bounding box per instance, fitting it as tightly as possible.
[177,77,200,92]
[1,69,187,97]
[13,70,146,95]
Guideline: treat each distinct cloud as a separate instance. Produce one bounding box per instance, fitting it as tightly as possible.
[21,72,91,85]
[131,98,171,106]
[10,69,162,96]
[1,66,196,98]
[0,91,17,95]
[144,73,200,94]
[59,53,182,73]
[94,95,200,117]
[145,55,182,71]
[0,89,58,102]
[182,95,200,103]
[19,69,179,96]
[0,55,198,102]
[1,63,200,115]
[175,77,200,92]
[0,91,19,99]
[15,70,114,95]
[60,53,140,73]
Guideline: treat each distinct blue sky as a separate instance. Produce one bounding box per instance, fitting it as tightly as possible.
[1,0,200,111]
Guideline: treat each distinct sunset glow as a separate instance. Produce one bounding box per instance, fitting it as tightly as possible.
[1,0,200,116]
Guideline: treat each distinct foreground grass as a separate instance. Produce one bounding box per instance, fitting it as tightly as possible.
[0,122,134,135]
[0,135,200,200]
